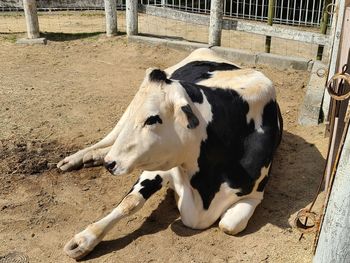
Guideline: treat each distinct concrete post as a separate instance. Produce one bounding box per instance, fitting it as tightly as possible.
[208,0,223,46]
[104,0,117,36]
[126,0,138,36]
[23,0,40,39]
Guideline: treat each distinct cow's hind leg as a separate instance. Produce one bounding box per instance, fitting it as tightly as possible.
[218,198,261,235]
[64,170,172,260]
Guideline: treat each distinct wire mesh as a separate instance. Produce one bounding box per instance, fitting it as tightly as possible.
[1,0,335,27]
[0,0,332,60]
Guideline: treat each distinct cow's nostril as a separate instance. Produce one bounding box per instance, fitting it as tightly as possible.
[104,161,116,171]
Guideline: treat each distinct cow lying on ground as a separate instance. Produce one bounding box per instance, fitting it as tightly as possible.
[57,48,283,259]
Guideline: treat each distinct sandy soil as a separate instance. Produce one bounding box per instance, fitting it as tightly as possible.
[0,32,328,263]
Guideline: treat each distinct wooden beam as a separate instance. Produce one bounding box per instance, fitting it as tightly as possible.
[139,5,331,46]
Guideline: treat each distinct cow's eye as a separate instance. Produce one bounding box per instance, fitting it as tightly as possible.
[144,115,163,126]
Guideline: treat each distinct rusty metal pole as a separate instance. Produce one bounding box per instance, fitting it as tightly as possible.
[317,0,332,60]
[265,0,275,53]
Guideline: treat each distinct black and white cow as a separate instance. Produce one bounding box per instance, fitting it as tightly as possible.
[58,48,283,259]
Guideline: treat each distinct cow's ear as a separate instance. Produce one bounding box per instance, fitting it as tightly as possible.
[168,82,200,129]
[147,68,172,84]
[180,104,199,129]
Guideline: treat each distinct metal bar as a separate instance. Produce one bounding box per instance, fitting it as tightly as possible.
[299,0,303,25]
[248,0,251,19]
[280,0,283,23]
[287,0,290,25]
[139,5,331,45]
[317,0,323,26]
[265,0,275,52]
[262,0,265,21]
[317,0,332,60]
[305,0,310,25]
[311,0,316,25]
[292,0,297,25]
[236,0,239,17]
[243,0,246,19]
[229,0,233,17]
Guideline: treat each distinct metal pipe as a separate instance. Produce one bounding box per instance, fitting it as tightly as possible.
[265,0,275,53]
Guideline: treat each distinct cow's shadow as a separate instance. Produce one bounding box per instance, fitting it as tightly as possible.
[84,130,326,260]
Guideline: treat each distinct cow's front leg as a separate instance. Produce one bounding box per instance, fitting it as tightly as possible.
[63,170,171,260]
[57,101,135,172]
[218,197,261,235]
[82,146,111,168]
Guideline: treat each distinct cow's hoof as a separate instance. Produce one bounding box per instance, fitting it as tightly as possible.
[82,150,104,168]
[218,221,246,236]
[57,152,84,171]
[63,236,93,260]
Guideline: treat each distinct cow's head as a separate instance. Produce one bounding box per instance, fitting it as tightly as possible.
[104,68,201,175]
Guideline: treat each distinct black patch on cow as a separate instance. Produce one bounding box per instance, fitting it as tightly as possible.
[188,84,281,210]
[139,175,163,200]
[257,176,269,192]
[181,104,200,129]
[149,69,172,84]
[144,115,163,126]
[170,61,239,83]
[181,82,203,104]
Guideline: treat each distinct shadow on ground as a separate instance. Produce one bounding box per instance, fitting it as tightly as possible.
[41,32,126,41]
[79,130,326,260]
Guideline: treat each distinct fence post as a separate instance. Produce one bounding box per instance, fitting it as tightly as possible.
[317,0,332,60]
[208,0,223,46]
[23,0,40,39]
[104,0,117,36]
[126,0,138,36]
[265,0,275,53]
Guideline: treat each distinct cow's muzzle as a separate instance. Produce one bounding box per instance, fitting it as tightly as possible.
[104,160,116,173]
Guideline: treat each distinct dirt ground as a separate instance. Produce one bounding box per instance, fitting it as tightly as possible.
[0,31,328,263]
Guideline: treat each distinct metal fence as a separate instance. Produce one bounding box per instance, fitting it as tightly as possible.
[150,0,335,26]
[1,0,334,27]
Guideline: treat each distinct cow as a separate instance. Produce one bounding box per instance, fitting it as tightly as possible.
[57,48,283,260]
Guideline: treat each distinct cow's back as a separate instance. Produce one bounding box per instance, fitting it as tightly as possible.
[165,48,281,210]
